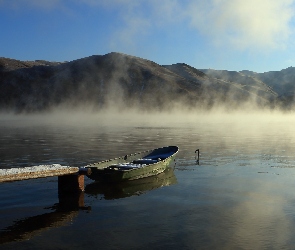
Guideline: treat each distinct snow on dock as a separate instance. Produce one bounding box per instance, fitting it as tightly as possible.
[0,164,79,182]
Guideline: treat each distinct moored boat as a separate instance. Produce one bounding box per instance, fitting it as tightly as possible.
[85,146,179,182]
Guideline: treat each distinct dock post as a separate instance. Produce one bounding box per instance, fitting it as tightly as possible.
[58,174,89,210]
[195,149,200,165]
[58,174,85,193]
[57,168,92,210]
[58,168,91,193]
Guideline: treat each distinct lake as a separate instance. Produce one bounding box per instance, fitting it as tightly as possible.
[1,112,295,249]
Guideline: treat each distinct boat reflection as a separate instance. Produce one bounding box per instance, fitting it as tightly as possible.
[85,167,177,200]
[0,191,90,245]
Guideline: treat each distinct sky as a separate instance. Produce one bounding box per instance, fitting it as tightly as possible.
[1,0,295,73]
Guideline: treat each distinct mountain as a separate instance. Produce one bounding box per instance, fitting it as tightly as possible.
[240,67,295,96]
[202,68,295,109]
[165,64,278,107]
[0,53,202,112]
[0,52,293,113]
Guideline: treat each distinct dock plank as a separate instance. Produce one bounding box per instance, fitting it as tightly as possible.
[0,164,79,182]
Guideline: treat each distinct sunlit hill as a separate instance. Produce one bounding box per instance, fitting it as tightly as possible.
[0,52,294,113]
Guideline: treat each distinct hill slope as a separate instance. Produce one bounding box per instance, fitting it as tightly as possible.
[0,52,291,112]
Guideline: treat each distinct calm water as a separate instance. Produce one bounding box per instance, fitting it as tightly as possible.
[1,113,295,249]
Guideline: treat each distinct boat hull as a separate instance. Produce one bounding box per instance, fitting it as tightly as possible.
[86,146,178,182]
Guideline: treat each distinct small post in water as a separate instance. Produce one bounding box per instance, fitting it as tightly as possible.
[195,149,200,165]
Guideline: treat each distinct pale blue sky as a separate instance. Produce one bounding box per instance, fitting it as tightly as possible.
[1,0,295,72]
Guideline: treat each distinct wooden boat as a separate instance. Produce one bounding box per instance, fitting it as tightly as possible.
[85,146,178,182]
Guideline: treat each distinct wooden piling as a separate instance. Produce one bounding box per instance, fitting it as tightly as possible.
[58,174,85,193]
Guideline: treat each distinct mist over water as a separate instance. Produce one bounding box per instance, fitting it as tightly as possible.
[1,110,295,249]
[1,109,295,168]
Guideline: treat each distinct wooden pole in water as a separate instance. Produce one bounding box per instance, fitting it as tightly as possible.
[58,174,85,193]
[57,167,91,193]
[195,149,200,165]
[57,168,92,210]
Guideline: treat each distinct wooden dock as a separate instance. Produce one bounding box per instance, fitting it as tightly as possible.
[0,164,91,192]
[0,164,79,182]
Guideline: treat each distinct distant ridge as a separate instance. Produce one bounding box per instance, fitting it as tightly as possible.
[0,52,294,112]
[0,57,62,71]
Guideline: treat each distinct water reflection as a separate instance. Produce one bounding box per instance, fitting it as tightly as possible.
[0,191,89,245]
[85,167,177,200]
[0,168,176,245]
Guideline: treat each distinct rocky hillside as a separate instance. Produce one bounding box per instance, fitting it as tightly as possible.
[240,67,295,96]
[0,52,293,113]
[202,68,295,109]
